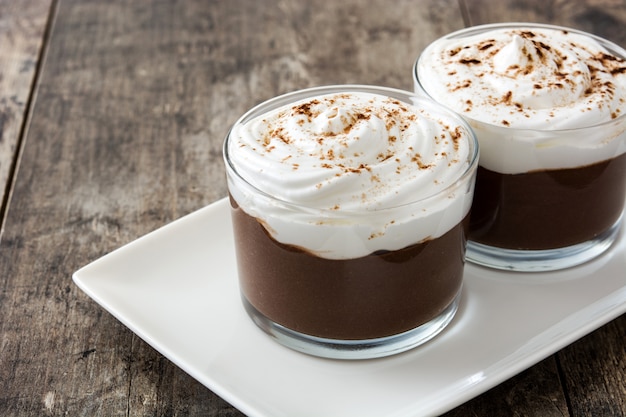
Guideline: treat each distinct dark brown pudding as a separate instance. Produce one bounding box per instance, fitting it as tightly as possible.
[470,152,626,250]
[230,196,468,340]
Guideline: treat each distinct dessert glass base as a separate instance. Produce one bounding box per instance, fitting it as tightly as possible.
[466,216,622,272]
[242,290,461,360]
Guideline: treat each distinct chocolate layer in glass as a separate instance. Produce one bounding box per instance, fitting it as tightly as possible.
[471,153,626,250]
[231,196,469,340]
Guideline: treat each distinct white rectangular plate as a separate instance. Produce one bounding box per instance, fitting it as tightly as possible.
[73,198,626,417]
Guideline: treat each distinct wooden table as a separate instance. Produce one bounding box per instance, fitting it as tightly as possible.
[1,0,625,415]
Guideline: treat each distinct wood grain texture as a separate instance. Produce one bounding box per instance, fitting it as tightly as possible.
[0,0,52,216]
[0,0,463,416]
[462,0,626,45]
[0,0,624,416]
[558,315,626,416]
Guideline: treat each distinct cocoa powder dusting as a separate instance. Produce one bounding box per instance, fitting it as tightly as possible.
[459,58,481,65]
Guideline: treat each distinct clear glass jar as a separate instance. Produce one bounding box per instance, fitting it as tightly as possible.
[223,85,479,359]
[414,23,626,271]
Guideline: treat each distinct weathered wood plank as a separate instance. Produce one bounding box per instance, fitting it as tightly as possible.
[0,0,466,416]
[462,0,626,46]
[558,315,626,416]
[1,0,624,416]
[0,0,52,221]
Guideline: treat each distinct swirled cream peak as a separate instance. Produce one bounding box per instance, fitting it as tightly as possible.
[226,91,477,259]
[417,26,626,129]
[229,92,471,211]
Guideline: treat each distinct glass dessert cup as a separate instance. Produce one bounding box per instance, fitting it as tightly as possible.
[223,85,479,359]
[414,23,626,272]
[459,120,626,272]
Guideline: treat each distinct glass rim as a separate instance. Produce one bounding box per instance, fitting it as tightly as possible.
[223,84,480,215]
[413,22,626,134]
[421,21,626,49]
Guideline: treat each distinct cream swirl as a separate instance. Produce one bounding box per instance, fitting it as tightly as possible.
[416,25,626,129]
[225,88,478,259]
[230,92,471,210]
[415,24,626,174]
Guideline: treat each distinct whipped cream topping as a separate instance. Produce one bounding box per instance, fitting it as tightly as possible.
[225,89,477,259]
[415,24,626,174]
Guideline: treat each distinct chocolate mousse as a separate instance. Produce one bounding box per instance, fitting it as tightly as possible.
[470,153,626,250]
[223,86,477,357]
[230,196,468,340]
